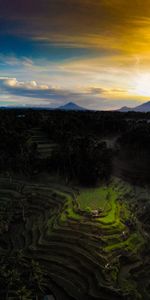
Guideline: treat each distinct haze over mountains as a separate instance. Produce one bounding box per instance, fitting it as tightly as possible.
[119,101,150,112]
[59,101,150,113]
[2,101,150,112]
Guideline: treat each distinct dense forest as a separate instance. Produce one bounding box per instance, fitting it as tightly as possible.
[1,108,150,185]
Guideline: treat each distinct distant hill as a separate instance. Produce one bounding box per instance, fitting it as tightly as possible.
[119,101,150,112]
[57,102,87,111]
[118,106,132,112]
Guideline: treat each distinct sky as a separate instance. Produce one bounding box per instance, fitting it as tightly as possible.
[1,0,150,109]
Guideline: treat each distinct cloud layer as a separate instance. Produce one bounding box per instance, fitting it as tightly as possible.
[0,1,150,108]
[0,77,142,110]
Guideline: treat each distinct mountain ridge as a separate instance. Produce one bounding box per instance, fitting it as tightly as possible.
[119,101,150,112]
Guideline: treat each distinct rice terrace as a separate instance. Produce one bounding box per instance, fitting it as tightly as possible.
[0,165,150,299]
[0,109,150,300]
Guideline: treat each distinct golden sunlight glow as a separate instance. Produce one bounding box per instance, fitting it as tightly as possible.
[134,73,150,96]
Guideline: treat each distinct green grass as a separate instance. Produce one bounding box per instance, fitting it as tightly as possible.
[99,195,118,224]
[104,232,145,253]
[58,193,81,222]
[77,184,123,225]
[78,186,116,211]
[65,207,81,220]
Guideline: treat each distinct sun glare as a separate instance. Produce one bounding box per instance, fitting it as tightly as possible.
[134,73,150,97]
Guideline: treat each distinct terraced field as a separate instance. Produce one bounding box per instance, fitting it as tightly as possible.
[0,177,150,299]
[28,128,57,159]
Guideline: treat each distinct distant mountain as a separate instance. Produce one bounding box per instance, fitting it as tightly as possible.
[57,102,87,111]
[118,106,132,112]
[119,101,150,112]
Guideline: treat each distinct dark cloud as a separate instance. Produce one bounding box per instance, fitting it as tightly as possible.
[0,0,149,43]
[0,0,149,60]
[87,87,106,95]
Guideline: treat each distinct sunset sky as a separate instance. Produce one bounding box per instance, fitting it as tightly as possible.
[1,0,150,109]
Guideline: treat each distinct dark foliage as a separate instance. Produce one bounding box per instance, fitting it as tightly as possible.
[0,108,150,185]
